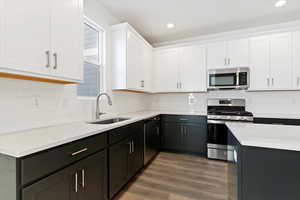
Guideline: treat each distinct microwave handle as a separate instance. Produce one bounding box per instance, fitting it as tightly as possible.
[236,72,239,86]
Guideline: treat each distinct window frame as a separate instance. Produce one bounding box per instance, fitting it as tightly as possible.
[78,16,106,99]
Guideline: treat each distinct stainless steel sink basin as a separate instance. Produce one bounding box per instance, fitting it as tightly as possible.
[88,118,130,125]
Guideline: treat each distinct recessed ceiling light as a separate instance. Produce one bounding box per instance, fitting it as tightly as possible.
[275,0,287,7]
[167,23,175,29]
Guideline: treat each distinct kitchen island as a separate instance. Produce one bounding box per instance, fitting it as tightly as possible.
[227,122,300,200]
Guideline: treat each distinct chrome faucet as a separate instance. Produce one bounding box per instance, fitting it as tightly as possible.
[95,93,112,120]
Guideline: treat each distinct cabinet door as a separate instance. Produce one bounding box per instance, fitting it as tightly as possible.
[140,43,152,91]
[161,122,184,151]
[128,133,144,178]
[127,31,142,90]
[22,161,77,200]
[293,31,300,89]
[270,33,292,90]
[227,39,249,67]
[2,0,51,75]
[153,49,179,92]
[249,35,270,90]
[109,138,130,198]
[78,150,107,200]
[184,123,207,155]
[51,0,83,80]
[207,42,227,69]
[179,45,207,92]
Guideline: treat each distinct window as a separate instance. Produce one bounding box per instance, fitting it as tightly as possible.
[77,17,104,97]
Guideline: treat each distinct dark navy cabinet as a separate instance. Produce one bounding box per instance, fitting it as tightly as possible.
[161,115,207,155]
[109,122,144,199]
[23,150,107,200]
[228,129,300,200]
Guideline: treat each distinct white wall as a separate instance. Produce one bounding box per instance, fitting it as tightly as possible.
[0,0,149,134]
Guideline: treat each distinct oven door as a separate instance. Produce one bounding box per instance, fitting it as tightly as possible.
[209,73,237,89]
[207,120,228,145]
[207,120,231,160]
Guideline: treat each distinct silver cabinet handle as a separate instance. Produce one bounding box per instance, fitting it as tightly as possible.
[179,118,188,121]
[71,148,88,156]
[128,142,132,154]
[180,82,182,89]
[224,58,227,65]
[53,53,58,69]
[156,127,160,135]
[272,78,274,86]
[75,172,78,193]
[297,77,300,86]
[233,150,237,163]
[81,169,85,188]
[267,78,270,87]
[45,51,50,68]
[228,58,231,65]
[132,141,134,153]
[141,80,145,88]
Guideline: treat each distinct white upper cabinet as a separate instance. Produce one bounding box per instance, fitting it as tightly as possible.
[207,42,227,69]
[153,45,207,93]
[140,42,152,92]
[249,35,270,90]
[293,31,300,89]
[2,0,51,75]
[269,33,292,90]
[179,45,206,92]
[126,31,141,90]
[249,33,292,91]
[153,48,179,92]
[207,39,249,69]
[227,39,249,67]
[51,0,83,81]
[111,23,153,92]
[0,0,83,83]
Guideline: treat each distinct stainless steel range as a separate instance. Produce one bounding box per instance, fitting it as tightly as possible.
[207,98,253,161]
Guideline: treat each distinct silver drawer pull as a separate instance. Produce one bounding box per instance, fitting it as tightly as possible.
[180,118,188,121]
[71,148,88,156]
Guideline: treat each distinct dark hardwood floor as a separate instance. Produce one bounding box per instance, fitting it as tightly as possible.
[114,152,228,200]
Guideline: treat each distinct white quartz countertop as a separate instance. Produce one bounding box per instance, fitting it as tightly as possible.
[226,122,300,152]
[0,110,204,158]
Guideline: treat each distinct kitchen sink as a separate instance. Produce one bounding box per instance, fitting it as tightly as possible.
[88,118,130,125]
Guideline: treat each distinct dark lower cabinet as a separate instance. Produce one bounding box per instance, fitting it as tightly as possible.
[161,115,207,155]
[109,138,131,198]
[161,122,183,151]
[128,133,144,178]
[23,150,107,200]
[109,132,144,199]
[184,123,207,154]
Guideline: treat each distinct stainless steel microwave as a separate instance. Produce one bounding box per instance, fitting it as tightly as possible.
[208,67,249,90]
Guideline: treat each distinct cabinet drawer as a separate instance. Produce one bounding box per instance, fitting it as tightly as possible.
[161,115,206,123]
[21,132,107,186]
[109,122,143,145]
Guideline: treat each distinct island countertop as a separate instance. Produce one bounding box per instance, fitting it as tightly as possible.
[226,122,300,152]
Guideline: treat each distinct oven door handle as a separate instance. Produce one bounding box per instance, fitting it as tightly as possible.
[207,120,227,124]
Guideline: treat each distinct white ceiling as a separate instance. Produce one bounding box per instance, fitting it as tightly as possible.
[98,0,300,45]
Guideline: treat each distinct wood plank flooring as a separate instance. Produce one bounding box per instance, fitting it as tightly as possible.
[114,152,228,200]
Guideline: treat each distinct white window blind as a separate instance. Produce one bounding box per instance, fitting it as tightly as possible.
[77,18,104,97]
